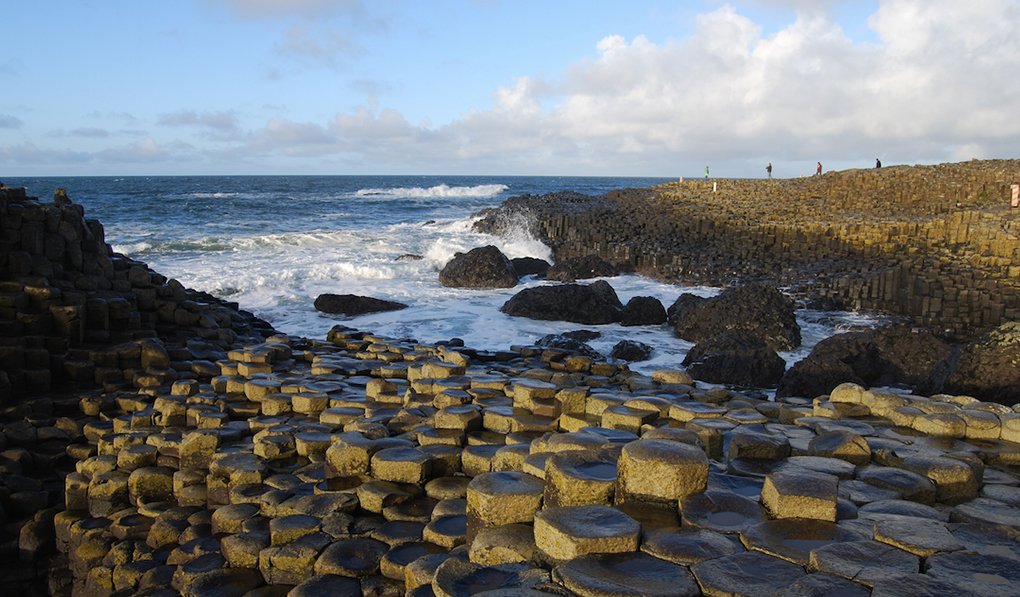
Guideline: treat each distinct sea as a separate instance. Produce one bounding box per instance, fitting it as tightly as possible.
[4,175,883,379]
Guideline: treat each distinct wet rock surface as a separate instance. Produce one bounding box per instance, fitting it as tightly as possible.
[312,295,409,316]
[439,246,520,289]
[4,181,1020,596]
[669,283,802,352]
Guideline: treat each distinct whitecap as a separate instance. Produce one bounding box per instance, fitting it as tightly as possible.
[355,184,509,199]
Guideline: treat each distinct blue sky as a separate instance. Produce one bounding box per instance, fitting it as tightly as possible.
[1,0,1018,177]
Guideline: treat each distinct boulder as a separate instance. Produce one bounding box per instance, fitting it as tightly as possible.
[669,283,801,352]
[682,334,787,388]
[939,321,1020,405]
[313,294,408,316]
[777,325,953,399]
[620,296,667,326]
[510,257,550,278]
[439,245,519,288]
[589,280,623,308]
[610,340,653,362]
[546,255,618,282]
[536,335,603,360]
[500,284,621,325]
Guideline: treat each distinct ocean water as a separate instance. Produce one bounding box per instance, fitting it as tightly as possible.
[5,175,882,377]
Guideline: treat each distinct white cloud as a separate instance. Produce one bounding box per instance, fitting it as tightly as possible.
[8,0,1020,175]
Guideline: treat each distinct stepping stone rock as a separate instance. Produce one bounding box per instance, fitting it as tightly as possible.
[680,489,766,534]
[808,430,871,467]
[469,524,538,566]
[691,550,806,597]
[873,518,965,557]
[314,537,389,577]
[533,504,640,561]
[554,551,701,597]
[761,469,839,522]
[951,497,1020,527]
[856,465,937,505]
[771,572,872,597]
[740,518,867,566]
[616,438,708,503]
[808,540,920,587]
[640,526,742,565]
[950,523,1020,560]
[901,455,980,503]
[433,560,548,597]
[869,573,969,597]
[466,472,545,543]
[924,551,1020,597]
[178,567,264,597]
[543,450,616,507]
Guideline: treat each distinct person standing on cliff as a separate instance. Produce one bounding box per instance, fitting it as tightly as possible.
[816,162,822,176]
[705,166,709,180]
[766,163,772,179]
[876,158,882,168]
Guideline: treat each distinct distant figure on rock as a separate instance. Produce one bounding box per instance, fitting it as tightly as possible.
[876,158,882,168]
[766,163,772,179]
[816,162,822,176]
[705,166,709,180]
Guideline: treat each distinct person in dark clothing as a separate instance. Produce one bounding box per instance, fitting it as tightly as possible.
[876,159,882,168]
[766,163,772,179]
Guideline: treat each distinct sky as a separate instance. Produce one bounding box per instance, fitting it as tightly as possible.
[1,0,1019,178]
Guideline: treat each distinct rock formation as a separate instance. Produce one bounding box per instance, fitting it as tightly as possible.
[313,294,408,316]
[438,246,519,289]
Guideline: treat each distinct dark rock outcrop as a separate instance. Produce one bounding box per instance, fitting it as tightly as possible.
[939,321,1020,405]
[546,255,618,282]
[611,340,654,362]
[776,325,953,398]
[536,334,603,360]
[682,334,787,388]
[510,257,550,278]
[395,253,423,261]
[439,245,519,288]
[620,296,667,326]
[500,283,621,325]
[669,284,801,352]
[313,294,408,316]
[587,280,623,311]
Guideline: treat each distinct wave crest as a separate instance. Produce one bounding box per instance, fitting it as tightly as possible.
[355,184,508,199]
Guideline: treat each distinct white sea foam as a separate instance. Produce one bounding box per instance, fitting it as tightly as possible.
[355,184,508,199]
[111,241,152,255]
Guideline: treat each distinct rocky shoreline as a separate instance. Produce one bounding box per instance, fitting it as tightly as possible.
[1,180,1020,596]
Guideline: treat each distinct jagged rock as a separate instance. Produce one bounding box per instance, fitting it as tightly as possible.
[395,254,423,261]
[439,246,519,289]
[313,294,408,316]
[620,296,667,326]
[669,283,801,352]
[510,257,550,278]
[587,280,623,311]
[535,335,602,360]
[500,284,621,325]
[610,340,653,362]
[939,321,1020,405]
[682,334,787,388]
[777,324,953,399]
[545,255,617,282]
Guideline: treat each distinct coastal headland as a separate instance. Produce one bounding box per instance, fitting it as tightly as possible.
[475,159,1020,342]
[1,168,1020,597]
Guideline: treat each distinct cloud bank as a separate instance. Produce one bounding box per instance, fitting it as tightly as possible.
[3,0,1019,175]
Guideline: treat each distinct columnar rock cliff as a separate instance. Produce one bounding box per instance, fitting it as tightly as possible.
[475,160,1020,340]
[0,186,273,402]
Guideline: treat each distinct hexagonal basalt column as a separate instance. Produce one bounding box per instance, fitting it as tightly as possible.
[616,438,709,504]
[466,471,544,544]
[534,504,640,562]
[760,469,839,522]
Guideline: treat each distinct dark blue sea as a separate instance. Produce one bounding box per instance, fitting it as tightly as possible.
[4,175,877,374]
